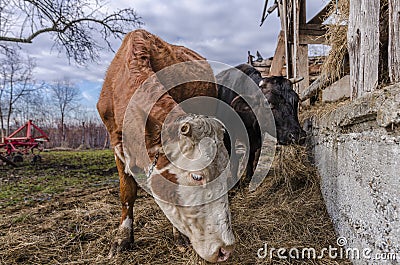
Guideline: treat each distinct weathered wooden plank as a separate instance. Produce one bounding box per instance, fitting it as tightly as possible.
[291,0,309,95]
[299,25,344,45]
[260,0,269,26]
[389,0,400,83]
[299,0,307,25]
[347,0,380,99]
[299,24,327,36]
[299,34,327,44]
[297,0,309,96]
[300,75,330,101]
[296,45,309,94]
[270,32,286,76]
[293,0,299,79]
[298,0,330,45]
[281,0,291,77]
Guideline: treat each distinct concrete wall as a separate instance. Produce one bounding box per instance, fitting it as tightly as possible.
[306,83,400,264]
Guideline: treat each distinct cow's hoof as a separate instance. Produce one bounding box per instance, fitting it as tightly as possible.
[108,227,133,258]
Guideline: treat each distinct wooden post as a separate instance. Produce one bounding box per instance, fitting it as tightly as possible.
[293,0,298,79]
[281,0,291,78]
[347,0,380,99]
[270,32,286,76]
[389,0,400,83]
[295,0,309,96]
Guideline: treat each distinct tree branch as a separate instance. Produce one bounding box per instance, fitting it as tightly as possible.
[0,0,143,64]
[0,25,57,43]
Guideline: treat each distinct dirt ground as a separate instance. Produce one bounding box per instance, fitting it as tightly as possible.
[0,149,350,265]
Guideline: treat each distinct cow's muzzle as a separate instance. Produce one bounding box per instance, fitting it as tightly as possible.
[280,128,306,145]
[217,246,233,262]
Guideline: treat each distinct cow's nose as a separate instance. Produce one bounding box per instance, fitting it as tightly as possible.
[217,247,232,262]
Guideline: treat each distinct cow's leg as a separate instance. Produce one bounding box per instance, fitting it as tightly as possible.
[109,153,138,257]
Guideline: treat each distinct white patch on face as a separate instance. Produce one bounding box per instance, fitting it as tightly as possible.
[148,115,234,262]
[153,163,234,262]
[121,216,132,229]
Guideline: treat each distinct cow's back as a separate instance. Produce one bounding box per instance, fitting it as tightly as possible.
[97,29,217,149]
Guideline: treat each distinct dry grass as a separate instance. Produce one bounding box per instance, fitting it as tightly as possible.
[320,0,349,86]
[0,148,350,265]
[321,0,390,87]
[299,99,350,124]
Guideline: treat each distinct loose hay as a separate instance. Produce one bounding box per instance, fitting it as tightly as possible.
[0,148,350,265]
[320,0,350,86]
[321,0,390,87]
[299,99,350,124]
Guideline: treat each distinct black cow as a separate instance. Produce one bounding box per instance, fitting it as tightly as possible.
[217,64,306,178]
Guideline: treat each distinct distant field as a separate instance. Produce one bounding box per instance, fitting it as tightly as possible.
[0,150,118,208]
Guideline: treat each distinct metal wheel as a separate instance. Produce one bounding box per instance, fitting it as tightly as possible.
[12,154,24,163]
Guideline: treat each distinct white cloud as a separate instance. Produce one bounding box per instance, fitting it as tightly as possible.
[11,0,327,108]
[82,91,94,101]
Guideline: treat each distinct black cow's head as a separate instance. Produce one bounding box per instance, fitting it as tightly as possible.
[259,76,306,145]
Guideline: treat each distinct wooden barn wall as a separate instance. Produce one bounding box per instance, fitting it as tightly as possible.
[347,0,380,99]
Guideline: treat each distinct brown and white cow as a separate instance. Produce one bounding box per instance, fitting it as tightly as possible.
[97,30,235,262]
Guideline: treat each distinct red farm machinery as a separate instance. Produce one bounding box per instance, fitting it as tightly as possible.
[0,120,49,166]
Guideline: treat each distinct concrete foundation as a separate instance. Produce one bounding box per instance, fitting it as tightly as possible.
[305,83,400,264]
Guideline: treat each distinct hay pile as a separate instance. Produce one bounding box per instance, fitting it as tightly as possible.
[321,0,390,86]
[320,0,349,86]
[299,98,349,124]
[0,146,349,264]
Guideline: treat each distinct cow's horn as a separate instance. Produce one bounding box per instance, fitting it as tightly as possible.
[259,79,265,87]
[180,122,192,136]
[289,76,304,84]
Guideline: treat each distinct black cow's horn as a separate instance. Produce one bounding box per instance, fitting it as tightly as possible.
[259,79,265,87]
[289,77,304,84]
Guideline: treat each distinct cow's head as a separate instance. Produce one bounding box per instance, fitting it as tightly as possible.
[259,76,306,145]
[146,114,235,263]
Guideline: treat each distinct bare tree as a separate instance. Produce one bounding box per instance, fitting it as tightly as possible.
[49,79,80,142]
[14,84,46,123]
[0,49,36,135]
[0,0,143,64]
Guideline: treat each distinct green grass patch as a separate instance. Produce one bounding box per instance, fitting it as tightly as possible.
[0,150,119,208]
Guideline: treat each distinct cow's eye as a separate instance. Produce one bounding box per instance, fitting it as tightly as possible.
[191,173,203,181]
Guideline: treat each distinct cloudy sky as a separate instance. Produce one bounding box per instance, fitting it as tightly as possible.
[22,0,329,109]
